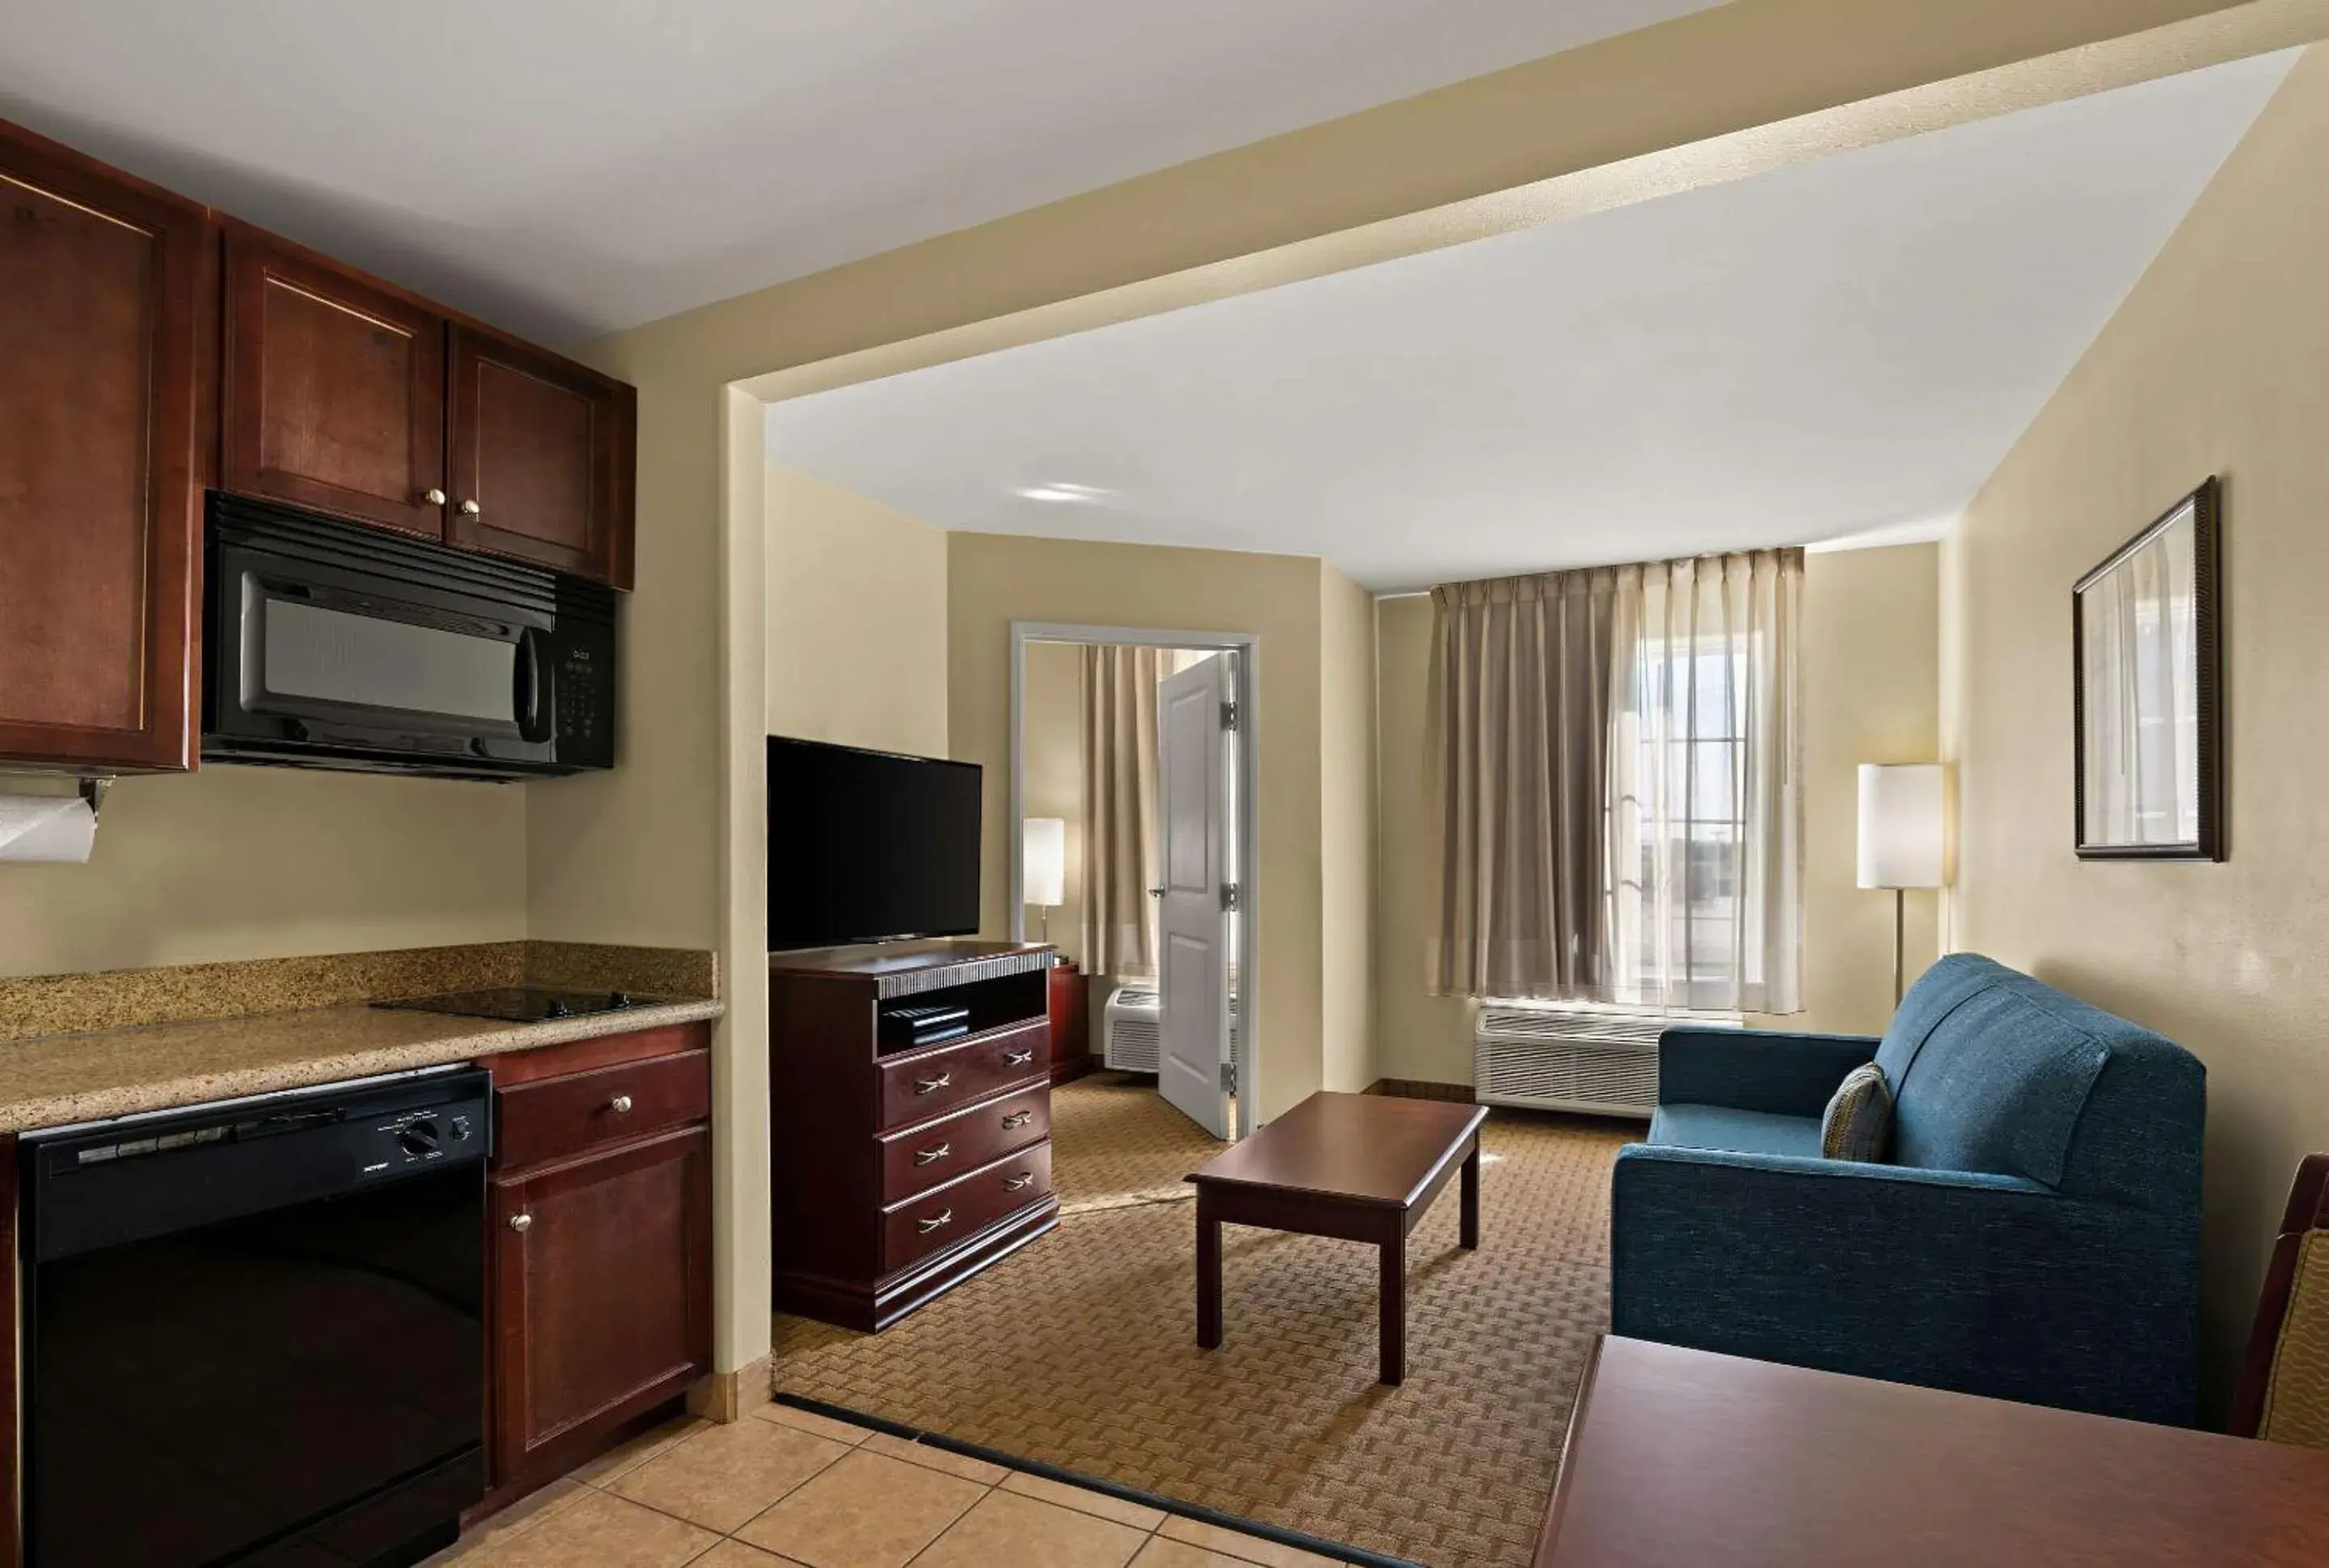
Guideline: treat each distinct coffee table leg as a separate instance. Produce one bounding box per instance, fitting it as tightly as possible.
[1379,1227,1405,1385]
[1460,1136,1481,1250]
[1196,1194,1223,1350]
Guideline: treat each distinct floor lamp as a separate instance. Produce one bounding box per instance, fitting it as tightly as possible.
[1023,817,1066,947]
[1858,764,1946,1007]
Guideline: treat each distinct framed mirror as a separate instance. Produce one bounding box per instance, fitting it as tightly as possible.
[2072,476,2222,860]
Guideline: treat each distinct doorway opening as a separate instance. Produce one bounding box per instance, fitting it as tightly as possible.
[1008,622,1258,1170]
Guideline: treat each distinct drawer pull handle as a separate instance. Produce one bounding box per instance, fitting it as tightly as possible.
[1004,1172,1036,1193]
[915,1143,952,1165]
[509,1213,534,1233]
[609,1094,634,1114]
[1004,1049,1035,1067]
[917,1209,953,1235]
[1001,1111,1034,1131]
[915,1072,953,1096]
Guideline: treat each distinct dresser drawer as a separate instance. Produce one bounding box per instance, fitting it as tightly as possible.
[496,1047,711,1171]
[877,1018,1048,1131]
[878,1084,1050,1204]
[882,1141,1053,1275]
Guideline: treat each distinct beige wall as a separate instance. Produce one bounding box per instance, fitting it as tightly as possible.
[0,769,526,979]
[1021,640,1085,966]
[1320,567,1380,1092]
[947,533,1333,1120]
[1371,544,1942,1087]
[764,463,949,755]
[1944,45,2329,1407]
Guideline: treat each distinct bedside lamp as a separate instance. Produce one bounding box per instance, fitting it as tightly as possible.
[1858,764,1946,1006]
[1023,817,1066,946]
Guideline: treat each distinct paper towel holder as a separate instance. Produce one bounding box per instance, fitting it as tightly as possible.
[78,776,113,821]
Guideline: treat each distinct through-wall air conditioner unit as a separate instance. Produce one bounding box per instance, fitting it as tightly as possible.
[1473,1001,1734,1118]
[1101,986,1240,1076]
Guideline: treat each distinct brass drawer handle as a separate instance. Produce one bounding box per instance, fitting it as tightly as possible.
[1004,1049,1035,1067]
[914,1143,951,1166]
[1001,1111,1033,1131]
[609,1094,634,1114]
[1004,1172,1036,1193]
[915,1072,953,1096]
[917,1209,953,1235]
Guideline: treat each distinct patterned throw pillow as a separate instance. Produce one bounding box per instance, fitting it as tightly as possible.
[1821,1062,1894,1162]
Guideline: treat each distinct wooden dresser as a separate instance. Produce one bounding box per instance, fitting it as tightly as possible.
[769,941,1060,1330]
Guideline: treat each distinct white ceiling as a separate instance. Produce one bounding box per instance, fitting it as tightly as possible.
[762,52,2297,592]
[0,0,1717,342]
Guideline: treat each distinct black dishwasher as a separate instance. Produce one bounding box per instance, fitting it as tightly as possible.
[19,1067,491,1568]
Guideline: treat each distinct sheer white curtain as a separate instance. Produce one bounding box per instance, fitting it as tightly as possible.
[1605,550,1803,1013]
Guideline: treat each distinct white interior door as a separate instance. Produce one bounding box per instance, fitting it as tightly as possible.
[1156,653,1233,1139]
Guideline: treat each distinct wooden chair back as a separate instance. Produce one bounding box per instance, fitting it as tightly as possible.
[2231,1153,2329,1445]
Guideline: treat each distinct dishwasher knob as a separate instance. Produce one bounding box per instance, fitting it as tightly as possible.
[398,1120,440,1157]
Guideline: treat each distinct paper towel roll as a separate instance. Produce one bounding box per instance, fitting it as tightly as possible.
[0,795,99,864]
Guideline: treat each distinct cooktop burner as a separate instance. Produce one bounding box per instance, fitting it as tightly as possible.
[374,987,664,1023]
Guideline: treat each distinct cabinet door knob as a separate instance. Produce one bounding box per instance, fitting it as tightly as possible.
[421,488,447,506]
[509,1212,533,1232]
[459,499,483,516]
[914,1143,951,1166]
[1004,1172,1036,1193]
[915,1072,953,1095]
[917,1209,953,1235]
[610,1094,634,1114]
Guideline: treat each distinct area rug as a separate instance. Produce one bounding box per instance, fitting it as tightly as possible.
[771,1077,1633,1567]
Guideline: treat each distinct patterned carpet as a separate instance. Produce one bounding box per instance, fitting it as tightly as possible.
[771,1075,1634,1567]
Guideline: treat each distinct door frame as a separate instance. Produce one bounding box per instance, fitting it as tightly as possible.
[1008,621,1260,1135]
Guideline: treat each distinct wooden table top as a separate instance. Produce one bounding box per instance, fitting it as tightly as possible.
[1187,1092,1487,1209]
[1539,1337,2329,1568]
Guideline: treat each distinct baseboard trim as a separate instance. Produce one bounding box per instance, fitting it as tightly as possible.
[766,1393,1424,1568]
[1363,1077,1476,1103]
[687,1355,775,1422]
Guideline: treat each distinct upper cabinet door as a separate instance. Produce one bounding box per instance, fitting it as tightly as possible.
[0,125,208,771]
[449,328,634,586]
[222,230,447,537]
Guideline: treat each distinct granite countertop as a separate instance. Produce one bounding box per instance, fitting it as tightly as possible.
[0,997,724,1134]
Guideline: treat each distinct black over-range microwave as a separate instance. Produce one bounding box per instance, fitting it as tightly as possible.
[203,493,616,780]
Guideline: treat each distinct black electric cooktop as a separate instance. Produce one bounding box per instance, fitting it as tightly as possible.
[374,987,665,1022]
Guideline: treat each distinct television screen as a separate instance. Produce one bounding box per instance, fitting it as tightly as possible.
[767,736,983,949]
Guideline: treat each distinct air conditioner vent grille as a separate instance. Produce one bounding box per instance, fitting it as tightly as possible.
[1473,1004,1733,1118]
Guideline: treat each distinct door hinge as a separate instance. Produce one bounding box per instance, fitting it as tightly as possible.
[1221,1061,1237,1093]
[1220,881,1241,913]
[1220,700,1239,732]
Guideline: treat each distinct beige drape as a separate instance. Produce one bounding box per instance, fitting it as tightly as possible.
[1606,550,1803,1014]
[1427,548,1803,1013]
[1426,568,1624,999]
[1079,646,1162,978]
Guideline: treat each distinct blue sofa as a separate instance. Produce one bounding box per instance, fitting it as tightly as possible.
[1610,953,2205,1425]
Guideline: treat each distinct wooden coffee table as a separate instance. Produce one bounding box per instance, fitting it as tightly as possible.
[1186,1091,1489,1384]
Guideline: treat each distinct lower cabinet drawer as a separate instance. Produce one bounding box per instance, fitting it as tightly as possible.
[495,1047,711,1171]
[882,1141,1052,1275]
[877,1084,1049,1204]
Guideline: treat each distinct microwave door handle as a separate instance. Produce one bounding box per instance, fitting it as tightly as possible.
[515,629,552,742]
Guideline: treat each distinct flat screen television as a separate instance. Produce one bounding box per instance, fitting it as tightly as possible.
[767,736,983,949]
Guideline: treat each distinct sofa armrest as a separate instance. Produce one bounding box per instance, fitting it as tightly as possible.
[1610,1144,2200,1425]
[1657,1028,1878,1118]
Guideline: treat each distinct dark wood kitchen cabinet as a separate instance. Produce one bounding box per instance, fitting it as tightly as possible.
[450,329,635,585]
[222,228,449,539]
[483,1024,713,1501]
[0,120,209,772]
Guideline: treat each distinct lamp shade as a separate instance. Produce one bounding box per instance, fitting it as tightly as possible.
[1022,817,1067,907]
[1858,765,1946,890]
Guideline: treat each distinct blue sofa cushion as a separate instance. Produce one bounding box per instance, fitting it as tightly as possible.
[1873,955,2111,1187]
[1650,1103,1824,1159]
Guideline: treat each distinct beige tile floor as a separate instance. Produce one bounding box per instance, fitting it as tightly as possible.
[425,1404,1348,1568]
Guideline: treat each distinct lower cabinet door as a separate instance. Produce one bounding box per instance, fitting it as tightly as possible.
[490,1124,712,1485]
